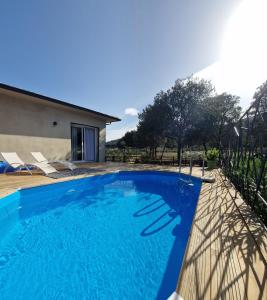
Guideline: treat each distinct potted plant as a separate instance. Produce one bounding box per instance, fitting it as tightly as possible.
[206,148,219,169]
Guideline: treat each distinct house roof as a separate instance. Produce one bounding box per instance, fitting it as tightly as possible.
[0,83,120,123]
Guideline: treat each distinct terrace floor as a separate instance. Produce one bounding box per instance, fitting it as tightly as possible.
[0,162,266,299]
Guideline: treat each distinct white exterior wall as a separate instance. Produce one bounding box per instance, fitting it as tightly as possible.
[0,90,107,163]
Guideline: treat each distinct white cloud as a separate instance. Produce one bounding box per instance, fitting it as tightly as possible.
[124,107,139,116]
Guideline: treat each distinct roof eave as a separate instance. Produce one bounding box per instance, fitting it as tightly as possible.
[0,83,121,123]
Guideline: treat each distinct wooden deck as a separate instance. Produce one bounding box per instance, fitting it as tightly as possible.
[177,171,267,300]
[0,163,266,299]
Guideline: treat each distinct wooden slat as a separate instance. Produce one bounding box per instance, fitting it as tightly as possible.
[177,170,267,300]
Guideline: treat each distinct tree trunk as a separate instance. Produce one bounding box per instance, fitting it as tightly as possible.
[177,137,182,166]
[203,142,208,154]
[160,142,167,163]
[149,147,152,159]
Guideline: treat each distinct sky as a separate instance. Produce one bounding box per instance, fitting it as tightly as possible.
[1,0,266,141]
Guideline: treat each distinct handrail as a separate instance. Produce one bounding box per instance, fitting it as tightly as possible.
[202,155,205,177]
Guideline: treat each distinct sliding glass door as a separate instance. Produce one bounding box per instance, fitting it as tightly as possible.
[71,124,98,161]
[71,126,83,161]
[83,127,95,161]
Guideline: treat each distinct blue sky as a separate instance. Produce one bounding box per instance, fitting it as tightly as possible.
[0,0,254,140]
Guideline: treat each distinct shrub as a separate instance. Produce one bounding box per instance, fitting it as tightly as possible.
[206,148,219,161]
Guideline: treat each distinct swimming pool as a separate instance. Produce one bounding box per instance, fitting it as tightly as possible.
[0,171,201,300]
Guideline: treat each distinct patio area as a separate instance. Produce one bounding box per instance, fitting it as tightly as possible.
[0,162,266,299]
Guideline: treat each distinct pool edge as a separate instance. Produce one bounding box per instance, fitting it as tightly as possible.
[174,177,204,295]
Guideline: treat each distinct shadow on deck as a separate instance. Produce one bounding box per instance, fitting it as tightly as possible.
[177,171,267,300]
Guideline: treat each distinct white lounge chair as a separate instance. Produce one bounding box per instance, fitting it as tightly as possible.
[1,152,58,175]
[30,152,77,171]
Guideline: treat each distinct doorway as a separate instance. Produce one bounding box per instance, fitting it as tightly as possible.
[71,124,98,161]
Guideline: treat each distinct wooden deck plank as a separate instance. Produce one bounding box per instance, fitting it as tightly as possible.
[177,170,267,300]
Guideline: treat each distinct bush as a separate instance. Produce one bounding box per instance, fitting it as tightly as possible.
[206,148,219,161]
[140,154,150,163]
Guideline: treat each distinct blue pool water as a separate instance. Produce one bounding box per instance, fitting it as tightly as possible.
[0,171,201,300]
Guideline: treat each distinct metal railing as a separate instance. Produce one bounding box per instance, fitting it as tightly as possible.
[221,96,267,224]
[177,148,205,177]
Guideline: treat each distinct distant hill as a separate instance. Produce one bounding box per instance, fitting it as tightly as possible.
[106,138,121,147]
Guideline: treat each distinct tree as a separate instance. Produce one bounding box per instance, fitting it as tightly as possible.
[250,81,267,147]
[188,93,241,152]
[167,77,214,161]
[116,139,126,150]
[253,80,267,118]
[123,130,138,148]
[136,91,171,159]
